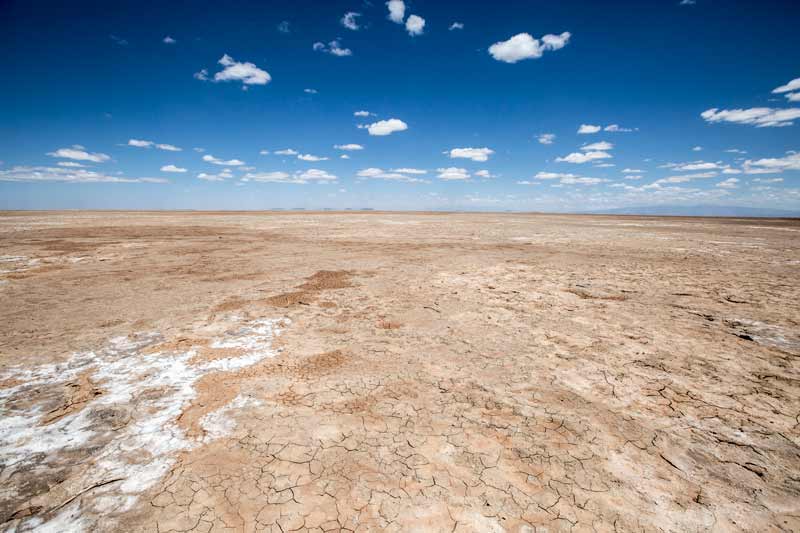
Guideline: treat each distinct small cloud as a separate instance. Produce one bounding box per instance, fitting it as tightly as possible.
[163,36,176,44]
[161,165,187,173]
[297,154,329,162]
[203,154,245,166]
[57,161,86,168]
[680,0,696,5]
[127,139,182,151]
[341,12,361,31]
[556,151,612,164]
[313,40,352,57]
[277,21,290,33]
[475,170,497,179]
[406,15,425,36]
[354,110,373,117]
[360,118,408,136]
[275,149,299,156]
[211,54,271,87]
[357,168,427,183]
[437,167,470,181]
[578,124,601,134]
[692,146,703,151]
[193,147,206,153]
[334,144,364,151]
[448,147,494,162]
[537,133,556,145]
[193,69,208,81]
[387,0,406,23]
[604,124,635,132]
[449,22,464,31]
[304,88,318,94]
[340,154,350,159]
[110,34,128,46]
[259,150,270,155]
[488,32,571,63]
[581,141,613,151]
[47,146,110,163]
[716,177,739,189]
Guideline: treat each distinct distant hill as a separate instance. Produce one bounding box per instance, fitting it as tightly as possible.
[586,205,800,218]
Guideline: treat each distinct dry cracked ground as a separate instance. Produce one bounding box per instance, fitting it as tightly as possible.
[0,211,799,533]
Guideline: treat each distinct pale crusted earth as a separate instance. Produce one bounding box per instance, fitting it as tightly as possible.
[0,211,799,533]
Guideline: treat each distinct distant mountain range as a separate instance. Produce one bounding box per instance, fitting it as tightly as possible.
[585,205,800,218]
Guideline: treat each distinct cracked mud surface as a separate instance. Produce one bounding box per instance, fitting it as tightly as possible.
[1,211,799,532]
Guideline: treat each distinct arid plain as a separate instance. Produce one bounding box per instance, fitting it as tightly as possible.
[1,211,799,533]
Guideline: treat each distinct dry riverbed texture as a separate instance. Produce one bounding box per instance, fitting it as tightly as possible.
[0,211,799,532]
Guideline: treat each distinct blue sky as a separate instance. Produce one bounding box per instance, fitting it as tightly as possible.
[2,0,799,211]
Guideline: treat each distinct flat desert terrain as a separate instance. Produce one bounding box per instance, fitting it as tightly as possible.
[1,211,799,533]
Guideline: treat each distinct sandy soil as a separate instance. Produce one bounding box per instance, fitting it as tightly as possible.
[0,211,799,533]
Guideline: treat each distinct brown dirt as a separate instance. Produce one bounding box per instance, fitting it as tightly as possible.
[1,211,799,532]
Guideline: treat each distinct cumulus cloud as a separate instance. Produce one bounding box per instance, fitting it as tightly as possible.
[334,144,364,151]
[743,152,800,172]
[193,69,209,81]
[198,169,234,181]
[665,160,727,171]
[203,154,245,166]
[692,146,703,151]
[622,168,644,173]
[212,54,271,87]
[581,141,613,151]
[357,168,427,183]
[360,118,408,136]
[604,124,634,132]
[528,171,605,185]
[577,124,601,134]
[47,146,110,163]
[437,167,471,181]
[701,107,800,128]
[474,170,497,178]
[341,12,361,31]
[0,166,166,184]
[160,165,187,173]
[127,139,182,151]
[716,178,739,189]
[243,169,337,184]
[297,154,329,161]
[387,0,405,23]
[275,149,299,156]
[391,168,427,174]
[488,32,571,63]
[448,147,494,162]
[163,36,176,44]
[354,110,373,117]
[57,161,86,168]
[534,172,579,180]
[406,15,425,36]
[538,133,556,145]
[313,40,353,57]
[556,151,612,164]
[449,22,464,31]
[772,77,800,95]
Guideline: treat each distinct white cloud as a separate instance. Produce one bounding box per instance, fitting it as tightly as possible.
[449,22,464,31]
[259,150,270,155]
[341,12,361,31]
[406,15,425,36]
[559,176,606,185]
[357,168,427,183]
[313,40,352,57]
[448,147,494,162]
[354,110,373,117]
[680,0,696,5]
[556,151,612,164]
[787,93,800,102]
[692,146,703,151]
[581,141,613,151]
[47,146,110,163]
[193,69,208,81]
[753,177,783,183]
[304,88,318,94]
[772,77,800,94]
[160,165,187,173]
[57,161,86,168]
[277,21,290,33]
[275,149,299,156]
[623,175,643,180]
[701,107,800,128]
[488,32,571,63]
[725,148,747,154]
[391,168,427,174]
[243,169,337,184]
[387,0,405,23]
[198,169,234,181]
[163,36,176,44]
[437,167,471,181]
[743,152,800,172]
[361,118,408,136]
[622,168,644,173]
[334,144,364,151]
[534,171,579,179]
[211,54,271,87]
[538,133,556,145]
[475,170,497,178]
[297,154,329,162]
[667,161,726,171]
[604,124,634,132]
[529,171,604,185]
[203,154,245,166]
[716,178,739,189]
[0,166,165,184]
[577,124,601,134]
[340,154,350,159]
[126,139,182,151]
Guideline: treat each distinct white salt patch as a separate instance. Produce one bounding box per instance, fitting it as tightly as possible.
[0,317,289,532]
[200,394,263,442]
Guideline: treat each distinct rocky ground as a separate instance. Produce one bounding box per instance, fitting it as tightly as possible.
[0,211,798,532]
